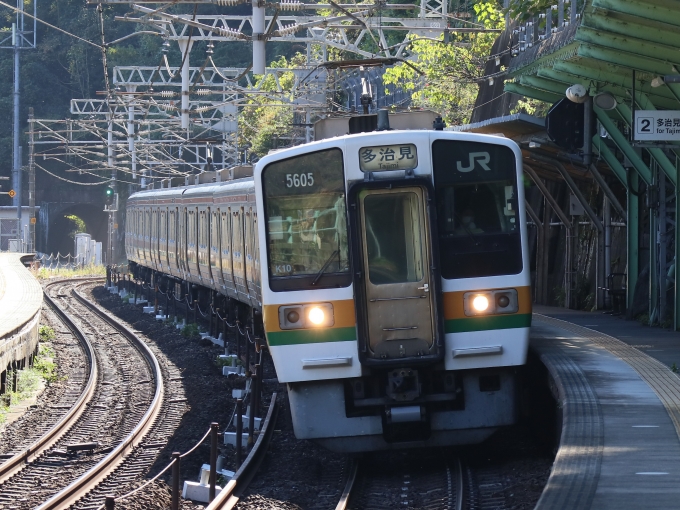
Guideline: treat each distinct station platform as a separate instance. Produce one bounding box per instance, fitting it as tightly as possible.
[531,306,680,509]
[0,253,42,377]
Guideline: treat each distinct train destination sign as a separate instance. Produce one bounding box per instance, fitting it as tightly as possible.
[359,144,418,172]
[634,110,680,141]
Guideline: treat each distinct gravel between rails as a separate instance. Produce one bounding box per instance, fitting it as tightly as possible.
[90,286,552,510]
[0,281,156,509]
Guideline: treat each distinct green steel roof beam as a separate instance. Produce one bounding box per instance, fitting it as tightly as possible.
[592,0,680,26]
[553,61,680,105]
[592,134,627,188]
[536,67,679,110]
[519,75,570,97]
[616,102,678,187]
[595,105,652,185]
[584,9,680,48]
[504,82,563,104]
[507,42,580,79]
[575,26,680,67]
[578,43,676,77]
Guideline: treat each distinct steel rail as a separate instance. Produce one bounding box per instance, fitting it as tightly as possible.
[35,281,165,510]
[335,456,463,510]
[205,392,279,510]
[454,458,463,510]
[0,280,99,484]
[334,460,359,510]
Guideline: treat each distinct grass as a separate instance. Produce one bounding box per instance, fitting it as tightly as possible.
[31,265,107,280]
[0,342,60,424]
[181,323,201,339]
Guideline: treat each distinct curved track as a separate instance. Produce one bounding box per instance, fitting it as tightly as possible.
[206,392,278,510]
[0,280,98,486]
[0,279,165,509]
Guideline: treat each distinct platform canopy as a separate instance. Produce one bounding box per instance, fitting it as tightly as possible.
[504,0,680,328]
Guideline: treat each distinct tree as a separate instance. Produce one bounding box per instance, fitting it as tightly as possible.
[382,1,505,126]
[238,53,306,159]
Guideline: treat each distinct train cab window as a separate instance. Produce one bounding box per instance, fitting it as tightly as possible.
[262,148,350,291]
[363,192,424,285]
[432,140,522,279]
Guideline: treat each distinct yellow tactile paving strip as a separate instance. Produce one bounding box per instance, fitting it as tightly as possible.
[535,314,680,442]
[0,254,42,339]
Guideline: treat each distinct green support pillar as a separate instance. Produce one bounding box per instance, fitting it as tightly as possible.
[650,167,658,322]
[676,165,680,330]
[628,171,639,318]
[593,135,627,186]
[595,106,652,184]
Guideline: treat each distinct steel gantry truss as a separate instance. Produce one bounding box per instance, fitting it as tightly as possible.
[29,0,489,190]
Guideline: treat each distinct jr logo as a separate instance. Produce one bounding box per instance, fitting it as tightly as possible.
[456,152,491,172]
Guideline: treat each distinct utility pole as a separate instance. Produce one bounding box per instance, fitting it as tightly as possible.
[2,0,37,251]
[28,107,35,253]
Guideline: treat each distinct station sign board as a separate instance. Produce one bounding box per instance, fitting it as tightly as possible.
[634,110,680,141]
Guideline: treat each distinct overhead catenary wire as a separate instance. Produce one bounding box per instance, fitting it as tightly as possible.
[0,0,102,48]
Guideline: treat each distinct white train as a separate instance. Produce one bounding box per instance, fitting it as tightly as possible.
[126,117,531,452]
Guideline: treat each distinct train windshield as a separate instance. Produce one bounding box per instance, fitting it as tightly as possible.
[262,148,351,291]
[432,140,522,279]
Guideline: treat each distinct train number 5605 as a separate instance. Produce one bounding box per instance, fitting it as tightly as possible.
[286,173,314,188]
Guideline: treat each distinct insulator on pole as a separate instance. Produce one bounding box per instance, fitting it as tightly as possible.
[218,27,247,40]
[279,0,303,10]
[196,89,211,96]
[160,91,175,98]
[276,24,299,37]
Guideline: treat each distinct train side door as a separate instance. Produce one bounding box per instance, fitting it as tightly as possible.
[179,207,187,276]
[356,187,437,361]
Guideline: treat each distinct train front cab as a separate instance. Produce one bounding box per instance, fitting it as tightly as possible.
[256,131,531,452]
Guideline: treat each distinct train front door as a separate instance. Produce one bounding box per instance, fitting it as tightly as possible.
[357,187,436,360]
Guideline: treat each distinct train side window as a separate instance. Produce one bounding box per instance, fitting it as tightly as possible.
[168,209,176,263]
[432,140,522,279]
[221,210,232,275]
[211,209,220,272]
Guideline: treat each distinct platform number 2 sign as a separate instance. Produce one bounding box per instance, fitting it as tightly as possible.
[637,116,653,135]
[634,111,680,141]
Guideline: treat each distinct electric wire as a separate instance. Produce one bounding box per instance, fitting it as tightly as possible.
[0,0,102,48]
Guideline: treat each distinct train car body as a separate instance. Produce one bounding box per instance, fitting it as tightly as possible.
[127,126,531,452]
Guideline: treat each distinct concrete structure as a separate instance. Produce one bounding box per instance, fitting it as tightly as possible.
[0,253,42,393]
[532,307,680,508]
[0,207,39,252]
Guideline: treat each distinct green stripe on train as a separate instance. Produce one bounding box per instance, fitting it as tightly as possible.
[266,326,357,346]
[444,313,532,334]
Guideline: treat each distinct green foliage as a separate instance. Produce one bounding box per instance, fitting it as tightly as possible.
[238,53,305,158]
[64,214,86,240]
[39,325,55,342]
[32,264,106,280]
[182,322,200,339]
[672,363,678,373]
[382,1,504,126]
[511,97,551,117]
[33,343,58,383]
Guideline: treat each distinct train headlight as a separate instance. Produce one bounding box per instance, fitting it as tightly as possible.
[279,303,335,329]
[307,307,325,325]
[464,289,519,316]
[472,295,490,312]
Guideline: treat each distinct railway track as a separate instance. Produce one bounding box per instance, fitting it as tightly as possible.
[0,279,165,509]
[336,452,464,510]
